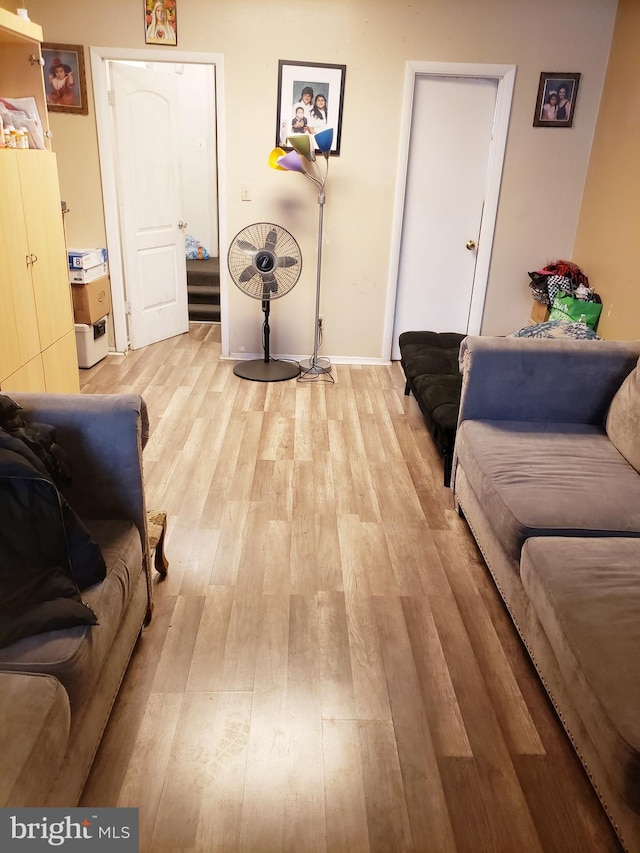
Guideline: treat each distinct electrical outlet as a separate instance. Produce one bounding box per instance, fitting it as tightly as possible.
[318,314,325,330]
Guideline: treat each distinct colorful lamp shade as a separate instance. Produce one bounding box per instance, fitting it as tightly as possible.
[314,127,334,154]
[268,147,287,171]
[287,133,314,161]
[274,149,307,173]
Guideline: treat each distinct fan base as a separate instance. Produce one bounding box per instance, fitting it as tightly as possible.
[233,359,300,382]
[299,357,332,375]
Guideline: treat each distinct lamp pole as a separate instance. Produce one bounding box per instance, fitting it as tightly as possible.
[270,128,335,380]
[299,187,331,376]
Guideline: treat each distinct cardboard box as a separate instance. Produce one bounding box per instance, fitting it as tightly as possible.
[75,316,108,368]
[70,262,109,284]
[530,300,550,324]
[68,247,108,270]
[71,275,111,325]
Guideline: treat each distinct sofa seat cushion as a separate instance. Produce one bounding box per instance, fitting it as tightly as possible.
[0,671,70,806]
[521,537,640,813]
[0,520,143,711]
[455,420,640,562]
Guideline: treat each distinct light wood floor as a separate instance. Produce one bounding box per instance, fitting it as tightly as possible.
[79,324,622,852]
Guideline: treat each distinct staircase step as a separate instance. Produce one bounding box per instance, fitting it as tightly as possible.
[189,303,220,322]
[188,284,220,302]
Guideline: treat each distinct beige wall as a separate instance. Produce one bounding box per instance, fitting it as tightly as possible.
[574,0,639,341]
[20,0,618,358]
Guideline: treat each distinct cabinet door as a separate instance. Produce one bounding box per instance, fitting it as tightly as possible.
[1,354,46,393]
[17,152,74,351]
[42,329,80,393]
[0,153,40,383]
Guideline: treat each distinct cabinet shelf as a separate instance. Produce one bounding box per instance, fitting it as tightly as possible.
[0,7,50,151]
[0,12,78,393]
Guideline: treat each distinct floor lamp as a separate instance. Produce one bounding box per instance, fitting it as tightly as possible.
[269,128,334,379]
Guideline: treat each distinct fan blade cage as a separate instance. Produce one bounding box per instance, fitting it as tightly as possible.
[228,222,302,300]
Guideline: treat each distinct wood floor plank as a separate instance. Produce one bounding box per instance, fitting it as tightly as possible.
[428,593,546,852]
[372,595,457,851]
[151,595,206,694]
[239,594,289,851]
[282,594,326,852]
[435,530,545,756]
[401,595,472,759]
[152,692,251,849]
[323,720,370,853]
[192,692,253,853]
[117,692,184,851]
[185,585,235,692]
[357,720,414,852]
[317,591,356,720]
[344,591,392,722]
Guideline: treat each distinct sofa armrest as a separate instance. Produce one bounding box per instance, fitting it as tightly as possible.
[457,336,640,426]
[11,391,149,547]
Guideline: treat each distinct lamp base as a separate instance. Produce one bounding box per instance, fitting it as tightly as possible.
[299,356,332,376]
[233,359,300,382]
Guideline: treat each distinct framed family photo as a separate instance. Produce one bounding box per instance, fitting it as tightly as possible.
[42,44,88,115]
[533,72,580,128]
[276,60,346,156]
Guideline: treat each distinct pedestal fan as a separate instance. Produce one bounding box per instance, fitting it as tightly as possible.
[228,222,302,382]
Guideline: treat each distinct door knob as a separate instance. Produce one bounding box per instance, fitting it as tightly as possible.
[178,220,188,229]
[466,240,477,251]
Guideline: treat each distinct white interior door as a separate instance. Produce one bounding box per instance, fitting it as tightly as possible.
[111,62,188,349]
[391,75,498,360]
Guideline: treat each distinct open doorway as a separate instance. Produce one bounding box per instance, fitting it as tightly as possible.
[90,46,227,353]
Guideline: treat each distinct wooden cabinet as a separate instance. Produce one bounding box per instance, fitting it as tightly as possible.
[0,10,79,393]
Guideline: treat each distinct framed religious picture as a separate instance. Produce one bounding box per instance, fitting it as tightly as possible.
[276,60,346,155]
[533,72,581,128]
[42,44,88,115]
[144,0,178,45]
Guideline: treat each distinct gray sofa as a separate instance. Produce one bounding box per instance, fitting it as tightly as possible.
[451,336,640,852]
[0,393,153,807]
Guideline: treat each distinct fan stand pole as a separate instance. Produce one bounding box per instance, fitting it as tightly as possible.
[299,190,331,378]
[233,297,301,382]
[262,299,271,363]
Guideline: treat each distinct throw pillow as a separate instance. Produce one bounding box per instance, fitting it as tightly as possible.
[606,360,640,474]
[0,449,97,648]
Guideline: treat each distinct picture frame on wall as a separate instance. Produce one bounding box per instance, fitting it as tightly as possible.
[533,72,581,128]
[42,43,88,115]
[144,0,177,45]
[276,60,346,156]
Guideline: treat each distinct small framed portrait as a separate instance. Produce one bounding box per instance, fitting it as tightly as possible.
[144,0,177,46]
[42,44,88,115]
[533,72,581,128]
[276,60,346,156]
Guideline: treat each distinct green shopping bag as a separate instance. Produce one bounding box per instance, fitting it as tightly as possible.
[548,294,602,330]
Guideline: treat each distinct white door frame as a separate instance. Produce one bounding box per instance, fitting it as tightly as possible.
[90,46,228,355]
[383,61,516,360]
